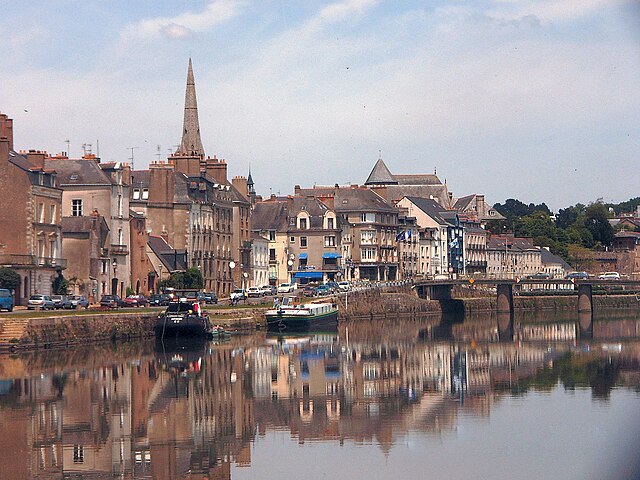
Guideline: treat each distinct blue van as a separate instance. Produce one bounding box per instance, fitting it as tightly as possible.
[0,289,14,312]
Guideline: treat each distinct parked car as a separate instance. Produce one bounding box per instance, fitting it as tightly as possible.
[100,295,125,308]
[230,289,247,303]
[337,281,351,292]
[303,285,317,297]
[565,271,590,280]
[277,283,295,293]
[598,271,620,280]
[260,285,275,296]
[315,284,331,296]
[197,292,218,304]
[123,295,149,307]
[247,287,263,298]
[28,294,55,310]
[0,288,14,312]
[150,293,171,306]
[326,281,340,293]
[69,295,89,309]
[51,295,67,309]
[526,272,551,280]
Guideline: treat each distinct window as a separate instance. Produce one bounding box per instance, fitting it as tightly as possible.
[49,205,56,224]
[361,213,375,223]
[72,199,83,217]
[361,230,376,244]
[117,194,123,217]
[50,240,56,259]
[118,228,123,245]
[290,236,295,243]
[324,235,336,247]
[38,203,45,223]
[327,217,334,229]
[142,188,149,200]
[299,217,308,229]
[300,236,308,248]
[102,260,108,275]
[361,247,376,261]
[269,249,276,261]
[133,189,140,200]
[269,230,276,241]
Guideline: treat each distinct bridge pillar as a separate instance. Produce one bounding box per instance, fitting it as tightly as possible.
[577,284,593,313]
[431,284,452,301]
[496,283,513,314]
[497,311,514,342]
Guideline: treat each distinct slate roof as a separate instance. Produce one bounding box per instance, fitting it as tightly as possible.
[393,174,441,185]
[46,158,111,185]
[252,201,289,231]
[539,248,571,270]
[334,188,397,214]
[403,196,449,225]
[147,235,188,271]
[364,158,396,185]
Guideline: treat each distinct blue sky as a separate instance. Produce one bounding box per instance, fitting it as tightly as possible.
[1,0,639,210]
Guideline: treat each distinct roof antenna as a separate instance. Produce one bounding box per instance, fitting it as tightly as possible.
[127,146,139,169]
[434,166,437,175]
[156,145,162,161]
[378,149,382,160]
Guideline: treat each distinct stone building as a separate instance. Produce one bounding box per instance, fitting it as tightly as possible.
[231,176,253,289]
[129,210,155,295]
[131,59,246,296]
[0,112,64,303]
[486,235,542,278]
[295,185,399,282]
[61,212,110,301]
[251,199,290,285]
[251,233,269,288]
[45,154,131,297]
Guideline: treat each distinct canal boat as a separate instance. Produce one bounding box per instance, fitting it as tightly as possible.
[154,297,215,339]
[265,296,338,332]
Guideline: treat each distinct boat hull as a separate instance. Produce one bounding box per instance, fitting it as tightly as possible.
[265,310,338,332]
[154,313,212,338]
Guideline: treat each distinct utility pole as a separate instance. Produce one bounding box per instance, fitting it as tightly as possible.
[127,147,139,169]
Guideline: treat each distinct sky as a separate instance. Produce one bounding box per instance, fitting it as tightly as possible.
[1,0,639,211]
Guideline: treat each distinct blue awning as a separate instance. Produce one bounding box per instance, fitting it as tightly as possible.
[293,271,323,279]
[322,252,341,259]
[299,253,308,259]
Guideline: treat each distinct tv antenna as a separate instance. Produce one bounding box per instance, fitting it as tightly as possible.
[64,139,70,157]
[127,146,139,169]
[156,145,162,161]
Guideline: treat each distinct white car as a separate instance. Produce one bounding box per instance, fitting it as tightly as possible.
[598,272,620,280]
[277,283,295,293]
[247,287,262,298]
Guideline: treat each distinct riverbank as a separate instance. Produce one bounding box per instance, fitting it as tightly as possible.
[0,306,263,351]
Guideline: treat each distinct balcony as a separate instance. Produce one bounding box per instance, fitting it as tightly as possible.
[0,254,67,269]
[110,244,129,256]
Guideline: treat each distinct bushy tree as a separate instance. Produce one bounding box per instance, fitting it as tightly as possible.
[52,272,68,295]
[0,267,20,291]
[585,202,614,246]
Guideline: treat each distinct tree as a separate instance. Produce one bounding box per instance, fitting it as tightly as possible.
[52,272,68,295]
[585,202,614,246]
[0,267,20,291]
[157,267,203,291]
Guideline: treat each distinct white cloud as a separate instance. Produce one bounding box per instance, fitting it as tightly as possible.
[489,0,628,23]
[120,0,245,42]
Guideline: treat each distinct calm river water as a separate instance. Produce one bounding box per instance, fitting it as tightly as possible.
[1,309,640,480]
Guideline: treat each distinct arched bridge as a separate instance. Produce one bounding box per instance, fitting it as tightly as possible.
[413,278,640,314]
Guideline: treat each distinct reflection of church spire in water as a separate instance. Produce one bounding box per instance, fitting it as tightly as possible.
[177,58,205,157]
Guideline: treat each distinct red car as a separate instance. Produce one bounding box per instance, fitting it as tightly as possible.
[123,295,149,307]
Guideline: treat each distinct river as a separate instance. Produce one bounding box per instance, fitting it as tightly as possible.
[1,309,640,479]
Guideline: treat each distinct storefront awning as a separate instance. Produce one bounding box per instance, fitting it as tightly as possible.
[322,252,341,259]
[299,253,308,260]
[293,271,323,279]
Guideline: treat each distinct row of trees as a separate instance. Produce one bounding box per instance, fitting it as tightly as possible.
[491,197,639,261]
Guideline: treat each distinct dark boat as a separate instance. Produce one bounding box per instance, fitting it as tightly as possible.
[154,298,216,338]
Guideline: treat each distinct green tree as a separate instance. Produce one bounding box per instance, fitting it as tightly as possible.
[183,267,204,289]
[585,202,614,246]
[0,267,20,291]
[52,272,68,295]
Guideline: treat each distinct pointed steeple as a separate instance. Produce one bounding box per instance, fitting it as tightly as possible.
[364,156,397,185]
[177,58,205,157]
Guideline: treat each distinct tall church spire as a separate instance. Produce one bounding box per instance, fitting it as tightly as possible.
[178,58,205,157]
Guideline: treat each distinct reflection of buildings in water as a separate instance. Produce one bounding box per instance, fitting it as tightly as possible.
[516,322,577,342]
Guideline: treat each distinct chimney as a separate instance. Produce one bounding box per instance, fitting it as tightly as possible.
[476,194,485,216]
[0,135,9,172]
[232,176,249,198]
[27,149,46,169]
[0,113,13,151]
[202,155,228,184]
[294,185,301,195]
[149,162,175,203]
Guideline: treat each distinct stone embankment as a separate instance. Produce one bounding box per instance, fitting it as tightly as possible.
[0,306,263,351]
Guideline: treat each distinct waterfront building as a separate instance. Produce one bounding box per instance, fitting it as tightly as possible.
[539,247,571,279]
[613,231,640,277]
[396,212,420,279]
[251,232,269,288]
[0,112,65,303]
[129,210,155,295]
[452,193,504,224]
[396,196,450,277]
[61,211,110,301]
[486,235,542,278]
[46,153,131,297]
[251,198,290,285]
[294,185,399,282]
[230,176,253,289]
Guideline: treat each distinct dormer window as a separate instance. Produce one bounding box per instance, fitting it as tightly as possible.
[299,217,307,229]
[133,189,140,200]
